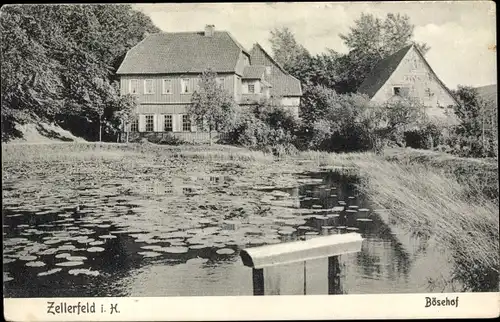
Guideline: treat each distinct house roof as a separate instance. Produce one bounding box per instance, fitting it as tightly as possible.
[116,31,248,74]
[357,45,413,98]
[242,65,266,79]
[358,44,459,105]
[249,43,302,97]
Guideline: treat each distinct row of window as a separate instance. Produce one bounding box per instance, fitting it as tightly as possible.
[128,78,226,95]
[130,114,191,132]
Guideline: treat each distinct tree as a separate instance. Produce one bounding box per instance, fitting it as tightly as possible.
[0,4,159,141]
[338,13,430,91]
[269,27,311,72]
[451,86,496,157]
[188,69,237,145]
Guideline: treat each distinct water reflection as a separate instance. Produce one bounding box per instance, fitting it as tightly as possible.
[3,164,460,297]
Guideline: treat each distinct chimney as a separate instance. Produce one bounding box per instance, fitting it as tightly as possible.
[204,24,215,37]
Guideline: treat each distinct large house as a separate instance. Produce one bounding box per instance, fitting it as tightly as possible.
[116,25,302,142]
[358,44,459,123]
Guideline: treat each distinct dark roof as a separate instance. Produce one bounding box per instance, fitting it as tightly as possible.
[249,43,302,97]
[242,65,266,79]
[357,45,413,98]
[117,31,247,74]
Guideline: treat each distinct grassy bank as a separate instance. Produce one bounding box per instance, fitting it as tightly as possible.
[298,148,499,291]
[1,142,274,164]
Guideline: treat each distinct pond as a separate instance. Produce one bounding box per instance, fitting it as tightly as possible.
[3,163,459,297]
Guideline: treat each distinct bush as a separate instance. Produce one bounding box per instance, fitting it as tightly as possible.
[405,121,446,150]
[221,100,299,154]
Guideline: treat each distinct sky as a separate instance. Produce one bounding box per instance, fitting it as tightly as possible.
[135,2,496,89]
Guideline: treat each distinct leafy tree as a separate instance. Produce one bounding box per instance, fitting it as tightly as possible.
[338,13,430,91]
[269,27,311,72]
[451,86,497,157]
[0,4,159,141]
[188,69,237,145]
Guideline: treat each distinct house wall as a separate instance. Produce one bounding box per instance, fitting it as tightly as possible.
[120,73,236,102]
[371,47,457,121]
[235,52,250,76]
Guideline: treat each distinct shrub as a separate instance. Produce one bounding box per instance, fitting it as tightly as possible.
[221,100,299,154]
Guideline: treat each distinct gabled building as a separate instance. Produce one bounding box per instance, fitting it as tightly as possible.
[358,44,459,122]
[116,25,302,142]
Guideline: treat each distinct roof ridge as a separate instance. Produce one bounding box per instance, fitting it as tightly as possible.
[251,43,289,74]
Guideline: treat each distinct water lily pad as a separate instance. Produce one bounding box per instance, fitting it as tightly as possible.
[163,247,189,254]
[56,261,84,267]
[358,208,370,212]
[58,244,76,251]
[4,258,17,264]
[19,255,37,261]
[186,257,209,264]
[66,256,87,261]
[270,190,290,198]
[44,239,62,245]
[99,235,117,239]
[357,218,373,222]
[96,224,111,228]
[311,205,323,209]
[140,245,163,251]
[4,273,13,282]
[138,251,162,258]
[216,248,235,255]
[89,241,105,246]
[26,261,46,267]
[68,268,100,276]
[346,227,359,231]
[348,205,359,209]
[348,196,356,199]
[189,244,209,250]
[346,209,357,213]
[38,268,62,277]
[55,253,71,259]
[87,247,105,253]
[38,248,58,255]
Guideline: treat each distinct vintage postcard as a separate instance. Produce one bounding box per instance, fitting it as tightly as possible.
[2,1,498,321]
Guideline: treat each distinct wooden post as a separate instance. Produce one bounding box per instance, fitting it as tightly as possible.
[240,233,363,296]
[328,255,341,295]
[252,268,264,296]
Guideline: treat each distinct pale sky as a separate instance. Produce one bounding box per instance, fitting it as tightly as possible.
[135,2,496,89]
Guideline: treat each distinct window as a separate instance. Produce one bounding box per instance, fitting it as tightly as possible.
[162,79,172,94]
[248,84,255,93]
[182,115,191,132]
[217,77,225,88]
[265,66,272,75]
[145,115,154,132]
[130,79,139,95]
[394,87,410,97]
[130,118,138,132]
[164,114,173,132]
[181,78,190,93]
[425,88,434,98]
[144,79,154,94]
